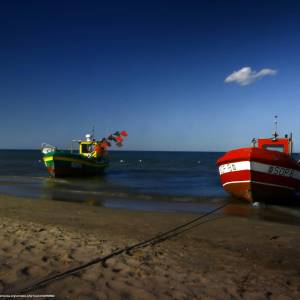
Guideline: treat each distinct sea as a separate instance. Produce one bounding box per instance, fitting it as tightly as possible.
[0,150,300,226]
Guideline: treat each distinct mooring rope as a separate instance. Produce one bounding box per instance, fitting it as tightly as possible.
[16,202,229,294]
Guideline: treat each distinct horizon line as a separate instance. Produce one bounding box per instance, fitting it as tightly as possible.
[0,148,225,153]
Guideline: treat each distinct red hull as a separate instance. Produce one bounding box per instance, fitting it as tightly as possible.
[217,148,300,202]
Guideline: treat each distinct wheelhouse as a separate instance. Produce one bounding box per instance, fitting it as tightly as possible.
[254,133,293,155]
[80,141,97,157]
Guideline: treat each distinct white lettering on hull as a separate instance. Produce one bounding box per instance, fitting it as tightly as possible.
[219,161,300,180]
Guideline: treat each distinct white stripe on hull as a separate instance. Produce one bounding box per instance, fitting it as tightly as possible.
[223,180,295,191]
[219,160,300,181]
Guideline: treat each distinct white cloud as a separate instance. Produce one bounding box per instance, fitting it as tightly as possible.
[225,67,277,86]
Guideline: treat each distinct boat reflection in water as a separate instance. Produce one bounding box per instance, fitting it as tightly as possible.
[222,197,300,226]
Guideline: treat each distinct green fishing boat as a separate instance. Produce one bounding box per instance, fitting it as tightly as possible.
[41,131,127,178]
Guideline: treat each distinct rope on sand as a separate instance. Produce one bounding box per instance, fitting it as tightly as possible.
[16,202,229,294]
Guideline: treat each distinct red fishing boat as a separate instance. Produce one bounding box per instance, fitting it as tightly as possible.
[217,117,300,202]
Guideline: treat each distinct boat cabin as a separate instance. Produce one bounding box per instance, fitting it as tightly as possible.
[80,141,97,158]
[78,134,104,159]
[253,133,293,155]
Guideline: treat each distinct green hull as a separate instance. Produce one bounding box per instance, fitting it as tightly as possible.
[42,151,109,177]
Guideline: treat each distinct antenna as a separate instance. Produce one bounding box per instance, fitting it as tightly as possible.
[92,125,95,140]
[273,115,278,140]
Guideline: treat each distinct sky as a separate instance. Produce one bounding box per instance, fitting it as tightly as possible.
[1,0,300,151]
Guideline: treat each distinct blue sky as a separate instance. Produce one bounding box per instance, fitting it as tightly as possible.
[1,0,300,151]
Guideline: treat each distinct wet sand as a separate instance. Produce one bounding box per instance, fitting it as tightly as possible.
[0,194,300,299]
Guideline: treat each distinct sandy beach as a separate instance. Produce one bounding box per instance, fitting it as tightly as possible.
[0,194,299,300]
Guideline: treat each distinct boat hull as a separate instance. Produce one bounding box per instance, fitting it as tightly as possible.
[217,148,300,202]
[43,152,108,178]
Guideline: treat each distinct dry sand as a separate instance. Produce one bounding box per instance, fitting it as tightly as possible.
[0,194,300,299]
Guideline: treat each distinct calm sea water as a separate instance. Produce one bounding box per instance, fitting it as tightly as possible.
[0,150,299,225]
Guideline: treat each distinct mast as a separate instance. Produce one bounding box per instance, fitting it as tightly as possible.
[272,115,278,141]
[92,126,95,140]
[289,132,293,155]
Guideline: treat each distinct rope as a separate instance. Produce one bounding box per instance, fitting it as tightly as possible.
[16,202,229,294]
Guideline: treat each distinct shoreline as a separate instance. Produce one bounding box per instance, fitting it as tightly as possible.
[0,194,300,299]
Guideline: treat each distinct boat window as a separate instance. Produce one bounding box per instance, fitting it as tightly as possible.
[81,144,94,153]
[262,145,284,152]
[81,144,89,153]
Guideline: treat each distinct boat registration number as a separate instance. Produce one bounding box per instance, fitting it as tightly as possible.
[268,166,294,177]
[219,163,238,174]
[71,162,82,168]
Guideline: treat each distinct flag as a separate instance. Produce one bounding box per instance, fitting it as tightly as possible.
[120,130,128,137]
